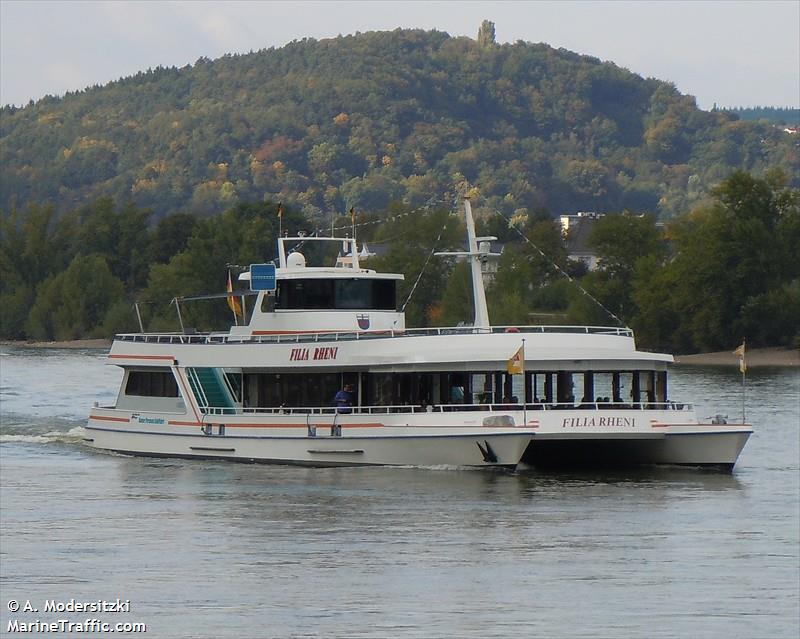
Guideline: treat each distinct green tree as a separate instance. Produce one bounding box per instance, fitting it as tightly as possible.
[439,261,474,326]
[632,170,799,351]
[26,254,126,340]
[142,200,288,330]
[477,20,496,47]
[569,212,665,325]
[151,212,198,264]
[369,205,461,327]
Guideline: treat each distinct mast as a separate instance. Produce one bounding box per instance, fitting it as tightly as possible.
[464,199,490,329]
[435,198,498,329]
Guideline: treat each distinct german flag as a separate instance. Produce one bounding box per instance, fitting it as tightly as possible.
[226,270,242,317]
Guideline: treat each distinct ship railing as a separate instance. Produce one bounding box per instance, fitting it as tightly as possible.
[114,325,634,345]
[202,400,693,417]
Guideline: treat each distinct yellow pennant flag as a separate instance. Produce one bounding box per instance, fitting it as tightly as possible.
[226,270,242,317]
[507,344,524,375]
[277,202,284,219]
[733,341,746,373]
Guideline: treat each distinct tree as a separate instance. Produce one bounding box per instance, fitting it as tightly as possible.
[26,254,126,340]
[368,205,462,327]
[151,212,198,264]
[477,20,496,47]
[631,170,799,351]
[438,261,474,326]
[569,212,666,325]
[142,200,289,331]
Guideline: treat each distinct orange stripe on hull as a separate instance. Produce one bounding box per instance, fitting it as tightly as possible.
[89,415,131,423]
[109,354,175,361]
[651,422,750,428]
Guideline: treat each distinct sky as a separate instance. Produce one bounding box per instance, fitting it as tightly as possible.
[1,0,798,110]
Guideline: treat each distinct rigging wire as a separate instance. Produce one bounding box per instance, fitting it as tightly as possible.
[485,204,625,327]
[400,220,448,312]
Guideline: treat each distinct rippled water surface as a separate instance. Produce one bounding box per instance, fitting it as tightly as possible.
[1,347,798,638]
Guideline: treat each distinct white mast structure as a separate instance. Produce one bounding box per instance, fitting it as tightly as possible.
[436,198,500,329]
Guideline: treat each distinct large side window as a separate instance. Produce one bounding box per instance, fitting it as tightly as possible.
[125,371,179,397]
[276,278,396,311]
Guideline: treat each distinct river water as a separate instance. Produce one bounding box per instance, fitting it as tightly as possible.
[0,346,798,638]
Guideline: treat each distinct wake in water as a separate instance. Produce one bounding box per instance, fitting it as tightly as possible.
[1,426,87,445]
[1,345,121,448]
[0,414,88,445]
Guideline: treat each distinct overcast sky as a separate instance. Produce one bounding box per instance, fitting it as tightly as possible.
[2,0,798,110]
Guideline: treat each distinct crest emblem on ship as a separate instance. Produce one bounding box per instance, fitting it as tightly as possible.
[357,314,370,330]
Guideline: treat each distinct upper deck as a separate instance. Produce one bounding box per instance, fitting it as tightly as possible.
[116,324,634,345]
[110,324,672,372]
[122,201,671,370]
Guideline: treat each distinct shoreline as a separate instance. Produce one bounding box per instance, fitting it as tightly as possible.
[0,338,112,350]
[673,347,798,368]
[1,339,797,367]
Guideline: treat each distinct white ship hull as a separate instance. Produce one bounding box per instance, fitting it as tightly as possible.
[85,407,750,470]
[84,422,534,468]
[522,429,751,470]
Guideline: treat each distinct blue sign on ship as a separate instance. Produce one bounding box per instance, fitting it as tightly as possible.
[250,263,277,291]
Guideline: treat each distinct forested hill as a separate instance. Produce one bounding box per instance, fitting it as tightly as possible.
[1,28,797,221]
[722,106,800,125]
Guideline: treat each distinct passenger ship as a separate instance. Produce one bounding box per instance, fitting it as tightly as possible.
[85,201,751,470]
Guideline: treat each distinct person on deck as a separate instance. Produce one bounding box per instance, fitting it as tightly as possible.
[334,384,354,414]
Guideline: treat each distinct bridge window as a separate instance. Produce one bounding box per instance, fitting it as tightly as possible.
[276,278,396,311]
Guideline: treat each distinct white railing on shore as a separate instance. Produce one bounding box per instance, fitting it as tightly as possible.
[200,401,692,417]
[114,325,634,346]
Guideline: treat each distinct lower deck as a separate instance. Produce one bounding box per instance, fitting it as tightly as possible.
[90,353,750,469]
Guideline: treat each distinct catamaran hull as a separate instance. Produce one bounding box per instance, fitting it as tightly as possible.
[83,427,534,468]
[522,430,751,471]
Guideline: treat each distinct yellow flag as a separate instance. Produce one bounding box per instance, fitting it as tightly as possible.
[733,342,746,373]
[277,202,284,219]
[507,344,524,375]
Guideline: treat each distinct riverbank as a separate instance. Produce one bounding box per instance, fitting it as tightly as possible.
[0,338,112,349]
[674,347,799,367]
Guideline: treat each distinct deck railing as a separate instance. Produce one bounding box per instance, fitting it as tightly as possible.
[200,401,692,417]
[114,325,634,346]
